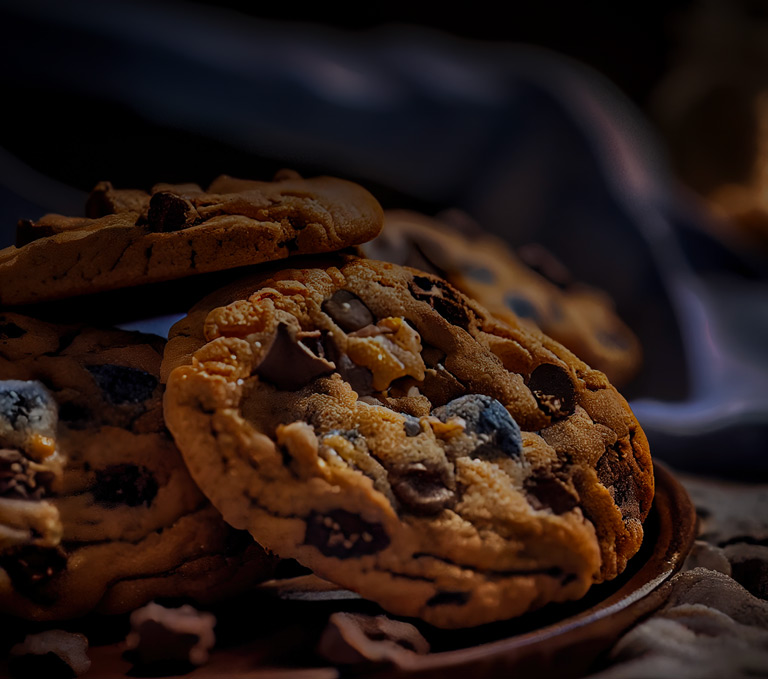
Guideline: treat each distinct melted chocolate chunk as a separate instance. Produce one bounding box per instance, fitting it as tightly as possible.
[504,294,540,321]
[145,191,200,232]
[0,545,67,594]
[85,365,158,405]
[92,464,158,507]
[256,323,336,390]
[596,448,641,521]
[0,321,26,339]
[525,475,579,514]
[304,509,389,558]
[322,291,374,332]
[527,363,576,420]
[0,449,52,500]
[408,276,473,330]
[426,590,470,607]
[432,395,523,459]
[389,461,455,515]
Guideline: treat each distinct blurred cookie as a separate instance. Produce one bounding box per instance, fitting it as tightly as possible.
[0,313,277,620]
[163,256,653,628]
[360,210,642,386]
[0,170,383,306]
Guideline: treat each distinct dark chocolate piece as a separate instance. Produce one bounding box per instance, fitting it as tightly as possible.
[432,394,523,459]
[403,416,421,437]
[322,290,374,333]
[0,320,26,339]
[389,461,456,515]
[145,191,201,232]
[304,509,389,558]
[92,464,159,507]
[527,363,576,420]
[408,275,473,330]
[255,323,336,390]
[85,364,158,405]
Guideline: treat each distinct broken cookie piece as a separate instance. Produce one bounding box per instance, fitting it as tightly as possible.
[125,601,216,667]
[8,630,90,678]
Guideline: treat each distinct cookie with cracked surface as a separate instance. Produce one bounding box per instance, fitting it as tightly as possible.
[360,210,642,386]
[0,313,277,620]
[0,170,383,306]
[163,256,653,628]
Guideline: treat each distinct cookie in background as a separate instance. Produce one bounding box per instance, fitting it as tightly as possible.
[360,209,642,387]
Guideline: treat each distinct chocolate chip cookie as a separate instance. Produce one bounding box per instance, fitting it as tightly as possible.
[163,256,653,628]
[0,170,383,306]
[0,313,277,620]
[360,210,642,386]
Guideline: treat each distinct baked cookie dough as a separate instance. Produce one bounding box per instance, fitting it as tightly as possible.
[360,210,642,386]
[0,313,277,620]
[0,170,383,306]
[163,256,653,628]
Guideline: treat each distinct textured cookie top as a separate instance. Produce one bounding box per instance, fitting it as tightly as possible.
[164,256,653,628]
[0,313,275,620]
[360,210,642,386]
[0,171,383,306]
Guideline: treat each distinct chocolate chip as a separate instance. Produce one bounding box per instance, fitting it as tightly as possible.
[92,464,158,507]
[9,631,91,678]
[403,416,421,437]
[525,475,579,514]
[322,291,375,333]
[0,449,51,500]
[320,332,374,396]
[255,323,336,390]
[527,363,576,420]
[432,395,523,459]
[304,509,389,558]
[596,448,641,522]
[504,294,540,321]
[0,321,26,339]
[0,544,67,595]
[85,365,158,405]
[145,191,201,232]
[426,590,470,607]
[461,263,495,283]
[408,276,473,330]
[390,461,455,515]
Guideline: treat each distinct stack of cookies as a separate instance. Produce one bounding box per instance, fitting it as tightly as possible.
[0,169,653,666]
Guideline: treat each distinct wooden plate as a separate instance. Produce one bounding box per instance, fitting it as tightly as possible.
[0,462,696,679]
